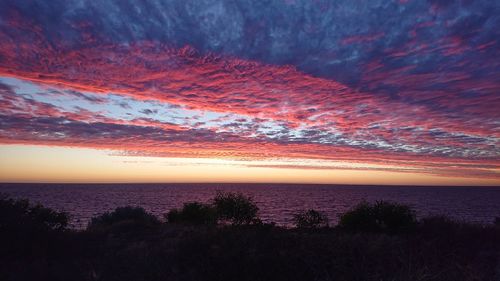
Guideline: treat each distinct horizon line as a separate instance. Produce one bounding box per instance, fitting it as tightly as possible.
[1,182,499,188]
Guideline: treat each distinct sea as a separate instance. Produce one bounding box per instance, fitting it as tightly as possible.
[1,183,499,229]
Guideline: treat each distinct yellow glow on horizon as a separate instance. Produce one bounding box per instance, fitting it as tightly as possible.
[0,144,499,186]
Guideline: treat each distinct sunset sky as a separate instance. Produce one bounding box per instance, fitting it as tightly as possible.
[0,0,499,185]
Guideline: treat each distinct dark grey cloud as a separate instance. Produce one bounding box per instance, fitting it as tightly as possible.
[0,113,240,144]
[140,109,158,115]
[1,0,499,85]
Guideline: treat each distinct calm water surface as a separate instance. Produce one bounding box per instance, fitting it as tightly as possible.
[1,183,499,228]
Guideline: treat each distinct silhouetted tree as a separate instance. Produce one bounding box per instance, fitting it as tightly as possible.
[293,209,329,229]
[338,201,416,234]
[88,206,159,230]
[213,191,259,225]
[165,202,217,225]
[0,193,68,232]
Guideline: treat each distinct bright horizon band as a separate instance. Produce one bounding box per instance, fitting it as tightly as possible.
[0,145,498,186]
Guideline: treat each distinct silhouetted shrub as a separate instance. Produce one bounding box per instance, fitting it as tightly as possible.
[338,201,417,234]
[292,209,329,229]
[213,191,259,225]
[495,217,500,227]
[416,215,463,238]
[88,206,160,230]
[0,193,68,232]
[419,215,458,228]
[165,202,217,225]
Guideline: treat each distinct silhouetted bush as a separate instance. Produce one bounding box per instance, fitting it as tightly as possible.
[88,206,160,230]
[0,193,68,232]
[495,217,500,227]
[419,215,458,229]
[338,200,417,234]
[213,191,259,225]
[165,202,217,225]
[292,209,328,229]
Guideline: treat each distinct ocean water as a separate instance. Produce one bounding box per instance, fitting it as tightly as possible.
[1,183,499,229]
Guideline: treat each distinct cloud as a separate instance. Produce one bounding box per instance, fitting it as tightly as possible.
[341,32,385,45]
[245,163,500,180]
[140,109,158,115]
[0,1,499,179]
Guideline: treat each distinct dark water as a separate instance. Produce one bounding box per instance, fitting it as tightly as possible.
[1,183,499,228]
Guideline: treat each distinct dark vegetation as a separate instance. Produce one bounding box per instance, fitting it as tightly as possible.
[165,191,260,225]
[337,201,417,234]
[293,209,329,229]
[88,206,161,230]
[165,202,217,225]
[1,192,499,281]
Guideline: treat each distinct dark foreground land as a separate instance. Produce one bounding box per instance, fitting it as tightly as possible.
[1,192,499,281]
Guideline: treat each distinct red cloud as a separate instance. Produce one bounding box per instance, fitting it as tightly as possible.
[0,21,498,180]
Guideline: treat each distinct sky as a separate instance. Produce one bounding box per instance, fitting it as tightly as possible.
[0,0,499,185]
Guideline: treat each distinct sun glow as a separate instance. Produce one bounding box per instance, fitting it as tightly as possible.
[1,145,498,186]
